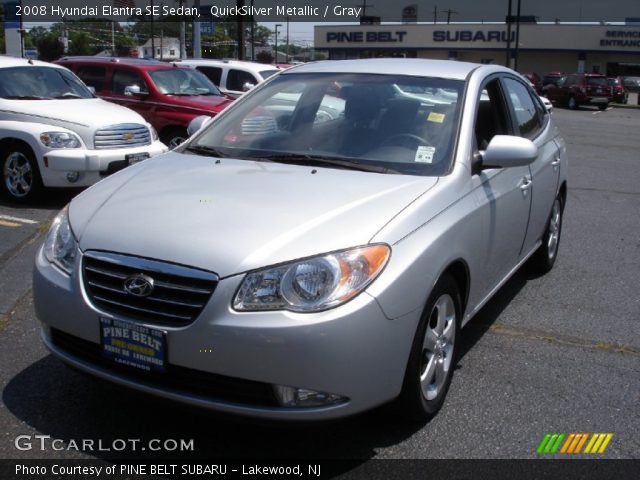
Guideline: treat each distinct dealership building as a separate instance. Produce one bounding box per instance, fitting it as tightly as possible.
[314,23,640,76]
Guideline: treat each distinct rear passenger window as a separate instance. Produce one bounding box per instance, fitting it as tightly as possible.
[112,70,148,95]
[503,78,543,139]
[227,69,258,92]
[77,66,106,91]
[196,66,223,86]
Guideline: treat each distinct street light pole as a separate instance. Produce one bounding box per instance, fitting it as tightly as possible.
[514,0,522,71]
[505,0,512,68]
[274,24,282,64]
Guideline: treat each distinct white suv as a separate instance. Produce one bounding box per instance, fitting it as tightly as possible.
[0,56,167,203]
[179,60,282,98]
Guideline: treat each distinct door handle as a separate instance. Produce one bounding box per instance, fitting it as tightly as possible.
[520,178,532,194]
[551,156,561,169]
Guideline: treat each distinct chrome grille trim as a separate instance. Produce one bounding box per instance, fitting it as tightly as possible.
[82,251,218,326]
[94,123,151,150]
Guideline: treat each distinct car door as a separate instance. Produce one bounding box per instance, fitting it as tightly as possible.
[502,76,561,257]
[102,68,154,122]
[470,77,532,299]
[225,69,260,98]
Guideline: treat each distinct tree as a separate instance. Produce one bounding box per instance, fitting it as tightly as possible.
[37,34,65,61]
[251,25,272,46]
[68,32,93,55]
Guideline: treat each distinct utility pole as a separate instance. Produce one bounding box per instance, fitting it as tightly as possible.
[151,0,155,59]
[285,16,289,63]
[250,0,255,60]
[433,5,438,24]
[193,0,201,58]
[274,24,282,63]
[505,0,512,67]
[514,0,522,71]
[443,9,458,24]
[111,21,116,56]
[178,0,186,59]
[237,0,245,60]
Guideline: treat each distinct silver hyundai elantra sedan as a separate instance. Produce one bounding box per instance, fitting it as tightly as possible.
[34,59,567,421]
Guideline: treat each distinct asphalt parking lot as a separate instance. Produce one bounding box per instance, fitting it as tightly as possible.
[0,106,638,464]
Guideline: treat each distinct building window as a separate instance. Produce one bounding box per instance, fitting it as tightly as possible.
[170,49,175,56]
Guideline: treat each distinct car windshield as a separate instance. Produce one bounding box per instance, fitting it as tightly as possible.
[149,68,221,96]
[587,77,607,86]
[543,75,563,86]
[607,78,620,86]
[0,66,93,99]
[189,72,464,176]
[260,70,280,80]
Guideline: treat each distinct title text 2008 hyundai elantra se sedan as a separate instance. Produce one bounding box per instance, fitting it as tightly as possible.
[34,59,567,421]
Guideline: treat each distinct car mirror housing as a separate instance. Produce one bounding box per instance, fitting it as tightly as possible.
[481,135,538,169]
[242,82,256,92]
[124,85,145,96]
[187,115,213,137]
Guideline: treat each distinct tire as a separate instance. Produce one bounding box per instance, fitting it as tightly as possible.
[1,144,43,204]
[527,194,564,274]
[396,274,461,422]
[161,127,189,149]
[568,97,577,110]
[597,103,608,111]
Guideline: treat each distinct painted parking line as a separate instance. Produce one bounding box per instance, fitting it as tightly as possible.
[0,214,38,225]
[0,219,21,228]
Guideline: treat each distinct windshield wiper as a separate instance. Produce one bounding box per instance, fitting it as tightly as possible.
[2,95,53,100]
[183,145,227,158]
[254,153,400,174]
[53,93,83,99]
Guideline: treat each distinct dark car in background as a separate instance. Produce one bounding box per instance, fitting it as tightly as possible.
[607,77,627,104]
[523,72,543,94]
[544,72,612,110]
[542,71,565,89]
[57,57,233,147]
[621,76,640,93]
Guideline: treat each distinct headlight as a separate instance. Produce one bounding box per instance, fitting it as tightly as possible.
[233,244,390,313]
[149,125,159,141]
[40,132,81,149]
[43,205,78,274]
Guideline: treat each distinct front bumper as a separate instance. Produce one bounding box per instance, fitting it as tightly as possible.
[33,247,418,421]
[38,141,168,188]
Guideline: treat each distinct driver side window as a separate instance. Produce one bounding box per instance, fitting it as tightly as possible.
[475,80,510,150]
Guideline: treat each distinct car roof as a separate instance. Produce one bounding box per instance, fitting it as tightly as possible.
[179,59,280,73]
[283,58,488,81]
[57,56,193,71]
[0,55,67,70]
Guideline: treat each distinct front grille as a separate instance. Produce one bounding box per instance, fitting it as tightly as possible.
[83,251,218,327]
[94,123,151,150]
[50,328,279,407]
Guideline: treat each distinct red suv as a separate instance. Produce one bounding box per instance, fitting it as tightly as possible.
[544,72,612,110]
[57,57,233,147]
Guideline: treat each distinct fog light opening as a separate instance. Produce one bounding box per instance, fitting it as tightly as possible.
[273,385,347,408]
[66,171,80,183]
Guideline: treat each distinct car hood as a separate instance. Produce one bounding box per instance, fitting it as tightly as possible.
[71,153,438,277]
[1,98,146,128]
[161,94,232,112]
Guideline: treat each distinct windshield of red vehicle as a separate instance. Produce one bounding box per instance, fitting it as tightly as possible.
[150,68,221,96]
[191,72,464,176]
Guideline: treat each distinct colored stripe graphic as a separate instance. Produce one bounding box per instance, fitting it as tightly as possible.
[538,433,613,454]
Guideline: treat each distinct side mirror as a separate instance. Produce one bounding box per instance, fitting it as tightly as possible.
[187,115,213,137]
[481,135,538,169]
[241,82,256,92]
[86,85,96,95]
[124,85,143,96]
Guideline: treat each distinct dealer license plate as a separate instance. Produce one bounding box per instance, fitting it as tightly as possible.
[591,97,608,103]
[125,152,149,165]
[100,317,166,372]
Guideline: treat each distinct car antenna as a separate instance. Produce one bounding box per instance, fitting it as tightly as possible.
[27,58,34,65]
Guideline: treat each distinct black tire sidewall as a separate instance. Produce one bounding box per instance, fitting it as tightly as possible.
[398,274,461,421]
[161,127,188,148]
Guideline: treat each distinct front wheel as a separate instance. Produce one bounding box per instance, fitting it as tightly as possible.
[396,274,461,422]
[568,97,577,109]
[597,103,608,111]
[527,194,564,274]
[1,144,43,203]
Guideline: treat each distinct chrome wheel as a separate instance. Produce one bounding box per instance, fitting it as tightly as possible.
[420,293,456,401]
[568,97,577,109]
[547,198,561,261]
[3,151,33,198]
[168,135,187,148]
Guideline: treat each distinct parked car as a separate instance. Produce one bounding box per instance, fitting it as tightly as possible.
[0,57,167,203]
[621,76,640,93]
[179,59,282,99]
[34,59,567,421]
[522,72,543,94]
[56,57,233,147]
[544,72,612,110]
[523,76,553,112]
[542,71,565,88]
[607,77,628,104]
